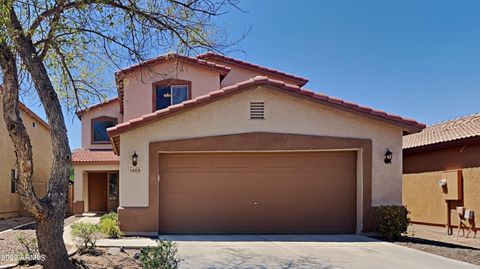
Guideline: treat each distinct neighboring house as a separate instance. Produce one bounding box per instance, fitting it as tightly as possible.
[403,113,480,230]
[0,97,52,218]
[73,52,424,235]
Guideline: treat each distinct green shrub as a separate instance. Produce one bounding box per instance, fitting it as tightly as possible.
[71,222,99,254]
[98,218,124,239]
[100,211,118,223]
[98,212,123,239]
[139,240,181,269]
[372,205,410,240]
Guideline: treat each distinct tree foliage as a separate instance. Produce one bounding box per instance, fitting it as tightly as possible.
[2,0,243,110]
[0,1,243,267]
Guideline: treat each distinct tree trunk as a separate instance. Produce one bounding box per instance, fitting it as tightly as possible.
[36,209,70,268]
[1,7,73,269]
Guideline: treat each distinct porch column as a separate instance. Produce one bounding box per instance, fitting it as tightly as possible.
[72,166,85,214]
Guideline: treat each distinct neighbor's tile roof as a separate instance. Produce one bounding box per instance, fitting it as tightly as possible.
[403,113,480,149]
[108,76,425,142]
[0,86,50,130]
[18,102,49,130]
[197,52,309,86]
[72,149,119,164]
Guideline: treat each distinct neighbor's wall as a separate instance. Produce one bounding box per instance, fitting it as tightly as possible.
[0,102,52,218]
[80,99,123,150]
[119,85,404,208]
[403,142,480,227]
[122,60,221,121]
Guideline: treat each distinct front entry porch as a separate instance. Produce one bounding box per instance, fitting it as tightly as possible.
[73,163,120,214]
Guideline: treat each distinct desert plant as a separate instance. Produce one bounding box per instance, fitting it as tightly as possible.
[372,205,410,240]
[16,234,42,265]
[139,240,181,269]
[100,211,118,223]
[98,217,124,239]
[70,222,99,254]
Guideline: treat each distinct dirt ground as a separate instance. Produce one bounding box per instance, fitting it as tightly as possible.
[16,248,142,269]
[386,224,480,266]
[0,215,78,267]
[395,236,480,266]
[0,217,33,232]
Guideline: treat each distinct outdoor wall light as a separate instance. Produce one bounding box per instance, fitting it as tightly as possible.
[131,151,138,167]
[384,148,393,164]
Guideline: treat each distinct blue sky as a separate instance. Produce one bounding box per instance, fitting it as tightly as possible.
[25,0,480,149]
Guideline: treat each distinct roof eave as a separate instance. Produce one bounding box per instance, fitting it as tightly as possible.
[107,76,425,138]
[197,52,309,86]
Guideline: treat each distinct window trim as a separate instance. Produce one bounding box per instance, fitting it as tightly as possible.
[152,79,192,112]
[91,116,118,144]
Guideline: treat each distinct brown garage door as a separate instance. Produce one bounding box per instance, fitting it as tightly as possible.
[159,151,356,234]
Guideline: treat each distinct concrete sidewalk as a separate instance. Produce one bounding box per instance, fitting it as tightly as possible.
[63,215,157,248]
[62,219,479,269]
[63,215,100,246]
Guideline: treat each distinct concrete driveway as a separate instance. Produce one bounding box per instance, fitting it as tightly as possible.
[159,234,479,269]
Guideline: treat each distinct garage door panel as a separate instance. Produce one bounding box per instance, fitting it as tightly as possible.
[159,151,356,234]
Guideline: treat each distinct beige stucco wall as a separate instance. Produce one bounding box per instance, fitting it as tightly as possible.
[0,102,52,218]
[73,163,119,212]
[403,167,480,226]
[122,61,222,121]
[118,85,404,208]
[80,99,123,150]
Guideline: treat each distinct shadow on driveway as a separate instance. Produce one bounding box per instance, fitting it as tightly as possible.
[159,234,378,243]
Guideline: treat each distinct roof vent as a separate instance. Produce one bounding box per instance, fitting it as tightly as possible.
[250,101,265,120]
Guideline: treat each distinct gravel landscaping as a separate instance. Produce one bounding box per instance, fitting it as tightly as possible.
[0,215,78,267]
[0,217,34,233]
[16,248,141,269]
[394,236,480,266]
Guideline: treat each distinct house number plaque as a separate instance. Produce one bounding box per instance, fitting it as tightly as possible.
[129,167,141,173]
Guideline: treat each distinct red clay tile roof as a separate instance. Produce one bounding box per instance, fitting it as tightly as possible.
[403,113,480,149]
[72,149,119,164]
[196,52,309,86]
[75,98,119,118]
[108,76,425,144]
[115,53,231,76]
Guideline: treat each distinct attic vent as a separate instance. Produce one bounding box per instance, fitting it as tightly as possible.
[250,101,265,120]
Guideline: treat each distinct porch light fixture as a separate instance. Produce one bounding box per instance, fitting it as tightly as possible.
[131,151,138,167]
[384,148,393,164]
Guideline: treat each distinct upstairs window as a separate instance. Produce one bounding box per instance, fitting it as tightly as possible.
[153,79,191,111]
[92,116,117,144]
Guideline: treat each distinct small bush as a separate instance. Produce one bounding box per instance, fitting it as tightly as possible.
[372,205,410,240]
[98,212,123,239]
[98,218,124,239]
[71,222,99,254]
[139,240,181,269]
[100,211,118,223]
[16,234,41,265]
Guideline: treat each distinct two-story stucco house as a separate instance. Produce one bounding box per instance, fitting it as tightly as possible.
[73,52,425,235]
[0,95,52,219]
